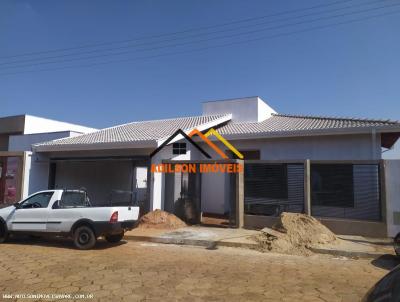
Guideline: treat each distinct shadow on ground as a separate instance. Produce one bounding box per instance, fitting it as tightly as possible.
[371,254,400,270]
[3,235,127,250]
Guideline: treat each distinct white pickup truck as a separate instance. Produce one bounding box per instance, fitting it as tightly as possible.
[0,189,139,249]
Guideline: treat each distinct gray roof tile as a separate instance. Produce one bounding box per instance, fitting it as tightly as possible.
[35,112,400,151]
[216,113,400,136]
[35,114,230,148]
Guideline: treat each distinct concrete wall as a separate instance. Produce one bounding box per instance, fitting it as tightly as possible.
[202,97,276,122]
[385,160,400,238]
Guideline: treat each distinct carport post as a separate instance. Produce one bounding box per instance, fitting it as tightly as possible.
[304,159,311,216]
[235,160,244,228]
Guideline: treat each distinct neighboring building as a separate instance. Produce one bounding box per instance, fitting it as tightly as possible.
[0,115,96,205]
[11,97,400,237]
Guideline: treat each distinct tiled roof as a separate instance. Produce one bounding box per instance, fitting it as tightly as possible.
[34,112,400,152]
[217,113,400,136]
[35,114,231,148]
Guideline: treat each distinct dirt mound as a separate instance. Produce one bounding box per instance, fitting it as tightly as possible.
[137,210,187,229]
[255,212,338,256]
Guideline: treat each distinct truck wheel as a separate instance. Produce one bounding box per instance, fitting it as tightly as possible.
[0,223,8,243]
[105,232,124,243]
[73,226,96,250]
[395,233,400,256]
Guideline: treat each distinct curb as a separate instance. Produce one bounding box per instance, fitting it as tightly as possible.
[309,247,386,259]
[124,235,259,250]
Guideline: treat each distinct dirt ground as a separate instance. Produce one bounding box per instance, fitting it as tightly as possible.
[0,237,398,302]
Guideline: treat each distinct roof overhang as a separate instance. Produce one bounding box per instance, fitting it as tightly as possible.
[33,140,158,153]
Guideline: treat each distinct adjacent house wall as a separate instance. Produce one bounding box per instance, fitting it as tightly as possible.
[8,131,82,152]
[23,115,96,135]
[0,135,9,151]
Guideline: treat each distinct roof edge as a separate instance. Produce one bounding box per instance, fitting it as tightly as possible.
[273,113,400,125]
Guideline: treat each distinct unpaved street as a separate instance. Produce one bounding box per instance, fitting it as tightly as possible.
[0,238,396,302]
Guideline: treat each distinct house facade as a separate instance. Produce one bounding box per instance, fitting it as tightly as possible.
[0,114,96,206]
[9,97,400,237]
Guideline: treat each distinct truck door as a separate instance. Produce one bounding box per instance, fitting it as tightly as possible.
[10,191,54,232]
[47,191,87,233]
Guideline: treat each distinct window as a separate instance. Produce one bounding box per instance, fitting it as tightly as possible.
[311,164,354,208]
[20,192,53,209]
[244,164,288,199]
[59,191,89,208]
[172,143,186,155]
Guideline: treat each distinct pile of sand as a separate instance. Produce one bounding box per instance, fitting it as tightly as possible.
[255,212,338,256]
[136,209,187,229]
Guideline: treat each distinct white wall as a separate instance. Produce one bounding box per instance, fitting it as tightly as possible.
[203,134,381,160]
[23,115,96,135]
[201,173,227,214]
[149,141,202,210]
[22,152,50,197]
[202,97,276,123]
[385,160,400,238]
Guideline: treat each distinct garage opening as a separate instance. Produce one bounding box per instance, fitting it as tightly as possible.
[49,158,149,210]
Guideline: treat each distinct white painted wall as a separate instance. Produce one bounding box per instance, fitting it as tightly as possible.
[149,141,202,210]
[203,134,381,160]
[202,97,276,123]
[22,152,50,197]
[385,160,400,238]
[23,115,96,135]
[201,173,226,214]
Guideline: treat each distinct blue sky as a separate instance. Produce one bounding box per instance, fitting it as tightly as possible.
[1,0,400,156]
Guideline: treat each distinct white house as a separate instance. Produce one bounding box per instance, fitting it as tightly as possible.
[12,97,400,237]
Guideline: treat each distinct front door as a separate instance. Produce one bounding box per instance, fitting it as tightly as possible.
[10,192,54,232]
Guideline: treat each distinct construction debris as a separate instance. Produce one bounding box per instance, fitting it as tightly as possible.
[137,209,187,230]
[255,212,338,256]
